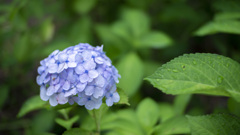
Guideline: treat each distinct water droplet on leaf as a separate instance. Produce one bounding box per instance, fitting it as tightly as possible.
[172,69,178,73]
[181,65,186,70]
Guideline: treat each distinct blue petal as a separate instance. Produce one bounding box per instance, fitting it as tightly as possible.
[106,98,113,106]
[85,100,95,110]
[49,95,58,106]
[58,53,68,62]
[82,51,92,61]
[54,84,61,92]
[95,75,105,87]
[57,93,68,104]
[37,66,45,74]
[85,86,94,96]
[76,82,87,92]
[83,60,96,70]
[68,97,74,105]
[93,87,103,98]
[40,86,49,101]
[57,63,65,73]
[95,57,104,64]
[75,65,85,74]
[88,70,99,79]
[113,92,120,102]
[46,86,55,96]
[79,73,89,83]
[64,88,77,97]
[68,62,77,68]
[63,80,70,90]
[48,63,58,73]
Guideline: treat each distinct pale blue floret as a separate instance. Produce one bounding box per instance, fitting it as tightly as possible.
[36,43,121,110]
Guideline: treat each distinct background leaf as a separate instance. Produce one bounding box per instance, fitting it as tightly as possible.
[153,116,190,135]
[194,20,240,36]
[145,53,240,100]
[173,94,192,115]
[55,116,79,130]
[136,98,159,132]
[117,52,144,96]
[121,8,150,38]
[17,96,46,118]
[137,31,172,48]
[63,128,91,135]
[187,114,240,135]
[0,85,9,109]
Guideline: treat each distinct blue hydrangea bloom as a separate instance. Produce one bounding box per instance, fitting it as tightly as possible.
[36,43,121,110]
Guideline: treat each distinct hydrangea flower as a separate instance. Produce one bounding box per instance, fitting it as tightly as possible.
[36,43,121,110]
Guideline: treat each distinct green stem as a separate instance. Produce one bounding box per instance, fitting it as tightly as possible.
[93,109,101,135]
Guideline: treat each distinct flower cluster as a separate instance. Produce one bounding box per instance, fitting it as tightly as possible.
[36,43,121,110]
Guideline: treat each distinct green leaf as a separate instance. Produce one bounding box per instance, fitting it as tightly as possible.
[214,12,240,21]
[0,85,9,109]
[145,53,240,100]
[95,24,127,52]
[136,31,172,48]
[111,21,132,45]
[194,20,240,36]
[136,98,159,132]
[173,94,192,115]
[103,109,144,135]
[187,114,240,135]
[17,96,46,118]
[117,88,130,106]
[117,52,144,96]
[228,98,240,116]
[159,103,175,122]
[121,8,150,38]
[72,0,97,14]
[143,61,162,77]
[40,18,54,42]
[14,33,30,62]
[31,110,56,133]
[153,116,190,135]
[41,40,71,57]
[68,17,92,44]
[63,128,91,135]
[55,115,79,130]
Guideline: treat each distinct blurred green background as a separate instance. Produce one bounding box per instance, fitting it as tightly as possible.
[1,0,240,134]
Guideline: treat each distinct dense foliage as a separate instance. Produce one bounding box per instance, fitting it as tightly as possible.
[1,0,240,134]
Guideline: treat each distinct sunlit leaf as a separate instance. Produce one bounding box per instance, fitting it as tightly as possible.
[145,53,240,101]
[117,52,144,96]
[187,114,240,135]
